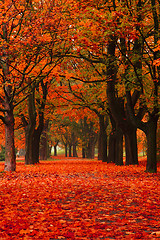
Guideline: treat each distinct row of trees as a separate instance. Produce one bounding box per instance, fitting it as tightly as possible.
[44,117,150,160]
[47,115,99,159]
[0,0,159,172]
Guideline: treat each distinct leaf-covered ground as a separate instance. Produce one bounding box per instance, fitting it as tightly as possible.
[0,158,160,240]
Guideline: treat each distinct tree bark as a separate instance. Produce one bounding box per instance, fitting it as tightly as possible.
[40,135,48,160]
[54,145,57,156]
[4,110,16,171]
[106,37,139,166]
[82,147,85,158]
[86,122,97,159]
[72,132,78,157]
[40,120,49,160]
[25,88,36,165]
[25,123,35,165]
[69,144,72,157]
[2,22,16,171]
[98,115,108,162]
[115,126,123,166]
[32,129,41,163]
[108,113,116,163]
[108,131,116,163]
[65,144,68,157]
[25,80,47,164]
[86,141,95,159]
[125,127,138,165]
[108,88,138,166]
[73,144,78,157]
[145,117,158,173]
[126,90,158,172]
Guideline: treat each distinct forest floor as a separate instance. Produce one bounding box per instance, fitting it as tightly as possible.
[0,157,160,240]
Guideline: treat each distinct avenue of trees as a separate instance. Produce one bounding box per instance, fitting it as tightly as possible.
[0,0,159,172]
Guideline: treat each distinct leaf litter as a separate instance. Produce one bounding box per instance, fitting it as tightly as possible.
[0,159,160,239]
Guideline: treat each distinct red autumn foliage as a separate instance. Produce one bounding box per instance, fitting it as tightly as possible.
[0,158,160,239]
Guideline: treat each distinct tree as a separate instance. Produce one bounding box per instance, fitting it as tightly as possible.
[39,119,51,160]
[107,112,123,165]
[117,0,160,172]
[21,79,48,164]
[63,0,159,171]
[0,0,33,171]
[53,57,110,161]
[55,0,139,165]
[48,115,80,158]
[0,0,71,169]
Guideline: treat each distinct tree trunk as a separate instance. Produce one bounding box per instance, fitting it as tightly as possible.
[73,144,78,157]
[108,131,116,163]
[32,130,41,164]
[86,122,97,159]
[25,124,35,165]
[72,132,78,157]
[40,121,49,160]
[4,112,16,171]
[108,114,123,165]
[65,144,68,157]
[145,117,158,173]
[82,147,85,158]
[80,118,97,159]
[40,140,48,160]
[81,117,87,159]
[40,136,48,160]
[25,80,47,164]
[107,82,139,166]
[48,144,52,158]
[86,141,95,159]
[54,145,57,156]
[106,38,125,166]
[25,127,42,164]
[98,115,108,162]
[2,22,16,171]
[25,89,36,165]
[125,88,158,172]
[115,127,123,166]
[108,113,116,163]
[125,127,138,165]
[106,37,140,166]
[69,144,72,157]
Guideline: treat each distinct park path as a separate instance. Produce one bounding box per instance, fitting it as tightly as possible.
[0,158,160,239]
